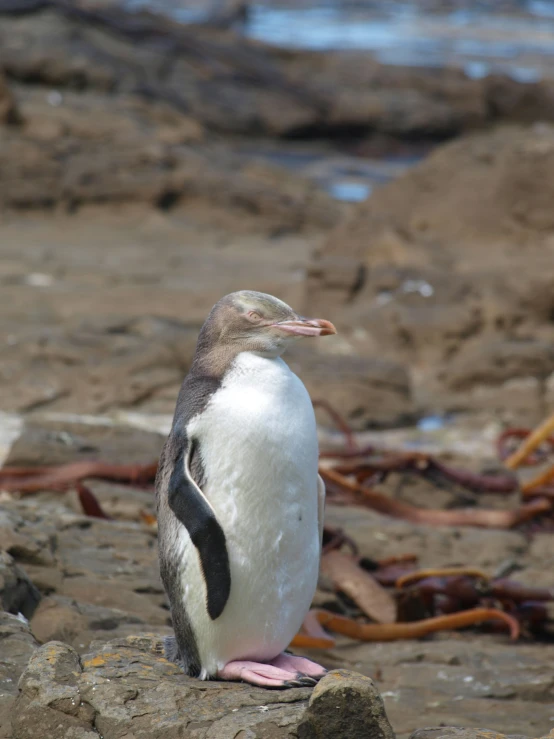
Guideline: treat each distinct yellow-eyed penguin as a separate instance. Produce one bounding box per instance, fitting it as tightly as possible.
[156,290,336,688]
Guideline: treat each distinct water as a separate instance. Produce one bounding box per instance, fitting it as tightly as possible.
[417,414,447,432]
[125,1,554,82]
[243,2,554,80]
[234,141,421,202]
[119,1,554,202]
[329,181,372,202]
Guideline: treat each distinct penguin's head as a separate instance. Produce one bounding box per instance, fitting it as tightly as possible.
[196,290,336,363]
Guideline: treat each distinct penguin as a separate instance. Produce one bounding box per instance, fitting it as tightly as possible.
[156,290,336,688]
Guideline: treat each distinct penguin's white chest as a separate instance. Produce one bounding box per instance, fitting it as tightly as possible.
[185,352,320,674]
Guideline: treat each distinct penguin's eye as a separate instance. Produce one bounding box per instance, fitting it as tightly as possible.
[247,311,262,322]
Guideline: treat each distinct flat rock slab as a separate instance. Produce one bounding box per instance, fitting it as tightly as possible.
[320,634,554,738]
[3,497,554,737]
[0,613,38,739]
[411,730,554,739]
[11,636,395,739]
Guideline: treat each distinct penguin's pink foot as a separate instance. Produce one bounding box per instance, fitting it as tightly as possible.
[269,653,327,680]
[217,659,322,688]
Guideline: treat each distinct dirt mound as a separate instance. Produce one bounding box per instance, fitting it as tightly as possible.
[307,124,554,423]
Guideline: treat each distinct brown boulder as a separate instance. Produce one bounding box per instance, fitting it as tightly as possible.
[290,345,413,429]
[298,669,395,739]
[307,125,554,421]
[445,339,554,391]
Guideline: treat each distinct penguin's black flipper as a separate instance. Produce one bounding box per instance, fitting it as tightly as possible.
[156,439,211,678]
[165,430,231,621]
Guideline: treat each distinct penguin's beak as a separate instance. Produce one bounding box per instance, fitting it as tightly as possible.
[272,317,337,337]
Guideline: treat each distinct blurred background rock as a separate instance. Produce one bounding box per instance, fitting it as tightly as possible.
[2,0,554,431]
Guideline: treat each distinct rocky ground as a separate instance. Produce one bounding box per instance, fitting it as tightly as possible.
[1,1,554,738]
[2,417,554,738]
[308,124,554,427]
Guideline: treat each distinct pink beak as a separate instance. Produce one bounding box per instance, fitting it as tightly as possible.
[271,317,337,337]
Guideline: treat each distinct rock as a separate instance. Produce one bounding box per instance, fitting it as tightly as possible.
[526,532,554,571]
[0,70,19,124]
[20,565,63,595]
[0,612,38,739]
[0,551,41,620]
[545,371,554,413]
[3,489,554,737]
[445,339,554,392]
[0,192,326,419]
[310,592,554,738]
[30,597,87,644]
[12,636,388,739]
[2,4,554,144]
[307,124,554,419]
[289,346,414,428]
[29,595,146,652]
[12,641,97,739]
[0,527,55,569]
[0,316,192,416]
[0,501,169,642]
[0,79,338,223]
[0,509,57,567]
[57,577,167,626]
[297,669,395,739]
[410,730,529,739]
[325,503,529,573]
[5,417,164,468]
[446,376,544,427]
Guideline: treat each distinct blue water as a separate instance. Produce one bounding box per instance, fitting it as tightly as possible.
[121,1,554,203]
[417,415,447,432]
[329,181,372,202]
[125,1,554,82]
[243,3,554,80]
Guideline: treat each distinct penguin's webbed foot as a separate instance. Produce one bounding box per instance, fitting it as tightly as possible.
[269,652,327,682]
[217,654,327,689]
